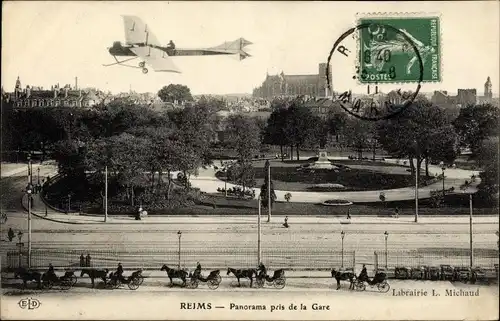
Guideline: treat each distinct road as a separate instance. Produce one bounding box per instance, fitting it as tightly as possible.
[1,280,498,320]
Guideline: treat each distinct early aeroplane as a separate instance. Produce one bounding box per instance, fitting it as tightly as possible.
[104,15,253,74]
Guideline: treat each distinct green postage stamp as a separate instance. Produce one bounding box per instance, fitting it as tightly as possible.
[357,15,441,83]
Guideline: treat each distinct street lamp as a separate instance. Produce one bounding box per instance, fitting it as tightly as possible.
[439,161,446,202]
[17,231,24,267]
[26,183,33,268]
[37,167,40,185]
[27,153,32,184]
[177,231,182,269]
[257,195,262,265]
[384,231,389,269]
[413,140,419,223]
[460,183,474,269]
[340,231,345,269]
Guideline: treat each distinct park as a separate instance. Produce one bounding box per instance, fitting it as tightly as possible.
[0,87,498,294]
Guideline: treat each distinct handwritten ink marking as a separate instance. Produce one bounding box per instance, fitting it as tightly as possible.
[18,297,41,310]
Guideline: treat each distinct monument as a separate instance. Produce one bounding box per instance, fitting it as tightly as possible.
[310,149,336,169]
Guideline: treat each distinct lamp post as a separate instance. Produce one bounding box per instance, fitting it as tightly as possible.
[27,153,31,184]
[413,140,419,223]
[68,194,72,213]
[257,195,262,265]
[384,231,389,269]
[26,183,33,268]
[17,231,24,267]
[177,231,182,269]
[439,161,446,202]
[460,184,474,269]
[37,167,40,185]
[340,231,345,269]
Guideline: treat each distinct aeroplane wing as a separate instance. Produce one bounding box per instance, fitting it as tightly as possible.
[122,15,161,47]
[130,46,181,73]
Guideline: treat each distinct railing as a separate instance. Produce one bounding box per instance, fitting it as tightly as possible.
[4,248,356,272]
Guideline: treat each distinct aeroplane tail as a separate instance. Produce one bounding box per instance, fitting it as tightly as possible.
[210,37,253,51]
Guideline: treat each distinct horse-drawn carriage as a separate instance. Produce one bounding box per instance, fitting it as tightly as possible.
[352,270,390,293]
[255,269,286,289]
[42,270,77,290]
[188,269,222,290]
[106,269,144,290]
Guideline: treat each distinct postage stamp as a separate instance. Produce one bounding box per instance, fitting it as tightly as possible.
[1,2,499,321]
[356,15,441,83]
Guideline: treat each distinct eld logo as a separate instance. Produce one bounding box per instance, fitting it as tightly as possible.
[18,298,41,310]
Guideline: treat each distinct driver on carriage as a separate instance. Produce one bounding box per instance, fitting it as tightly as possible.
[114,263,126,283]
[193,262,202,279]
[257,262,267,279]
[47,263,57,281]
[358,264,370,283]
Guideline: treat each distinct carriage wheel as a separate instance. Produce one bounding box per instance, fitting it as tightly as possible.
[70,275,78,286]
[190,279,199,289]
[128,278,140,290]
[255,278,264,288]
[142,68,148,74]
[354,281,366,291]
[60,279,72,290]
[42,279,53,290]
[208,279,219,290]
[274,277,286,289]
[215,275,222,284]
[377,281,390,293]
[139,61,145,68]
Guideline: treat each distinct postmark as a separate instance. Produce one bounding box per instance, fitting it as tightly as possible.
[357,15,441,83]
[326,19,427,121]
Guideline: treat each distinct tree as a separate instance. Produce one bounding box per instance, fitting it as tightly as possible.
[260,160,277,208]
[343,118,376,159]
[453,103,499,154]
[158,84,193,103]
[325,110,348,144]
[474,137,499,205]
[224,114,261,162]
[284,103,319,160]
[377,100,459,180]
[263,107,291,161]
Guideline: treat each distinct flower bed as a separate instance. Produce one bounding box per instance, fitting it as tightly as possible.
[322,200,353,206]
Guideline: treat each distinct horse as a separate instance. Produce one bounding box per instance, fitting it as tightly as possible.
[160,265,188,287]
[14,267,42,289]
[227,268,256,287]
[80,268,109,288]
[331,268,355,290]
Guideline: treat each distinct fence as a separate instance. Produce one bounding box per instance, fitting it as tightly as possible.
[3,248,356,272]
[374,249,500,272]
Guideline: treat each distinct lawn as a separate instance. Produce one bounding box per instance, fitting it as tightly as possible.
[250,166,428,192]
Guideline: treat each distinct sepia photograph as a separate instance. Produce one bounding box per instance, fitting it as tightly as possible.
[1,1,499,320]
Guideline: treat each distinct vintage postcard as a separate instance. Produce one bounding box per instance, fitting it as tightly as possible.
[1,1,499,320]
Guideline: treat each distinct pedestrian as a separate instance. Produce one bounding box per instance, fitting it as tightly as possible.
[283,216,289,228]
[394,207,399,219]
[80,254,85,267]
[347,208,351,220]
[85,253,91,267]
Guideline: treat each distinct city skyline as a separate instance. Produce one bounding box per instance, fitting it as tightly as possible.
[2,1,499,95]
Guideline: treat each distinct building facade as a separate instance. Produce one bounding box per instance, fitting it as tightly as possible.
[2,77,99,109]
[252,63,332,99]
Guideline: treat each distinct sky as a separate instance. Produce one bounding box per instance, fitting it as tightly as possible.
[2,1,499,95]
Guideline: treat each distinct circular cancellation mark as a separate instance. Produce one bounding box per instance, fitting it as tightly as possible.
[326,22,424,121]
